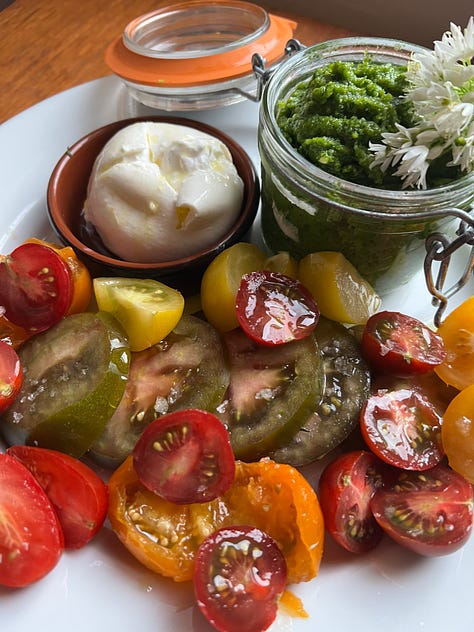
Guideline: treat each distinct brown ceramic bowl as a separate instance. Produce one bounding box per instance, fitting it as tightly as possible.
[47,116,260,295]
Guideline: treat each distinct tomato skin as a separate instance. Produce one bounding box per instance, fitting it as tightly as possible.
[133,409,235,504]
[441,383,474,484]
[194,525,287,632]
[318,450,390,554]
[235,270,319,346]
[360,387,444,471]
[0,242,73,332]
[370,465,473,556]
[362,311,446,376]
[7,445,108,549]
[0,453,64,587]
[107,457,324,585]
[0,339,22,413]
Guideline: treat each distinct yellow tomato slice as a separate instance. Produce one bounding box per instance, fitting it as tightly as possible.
[298,251,381,325]
[200,242,266,332]
[93,277,184,352]
[435,296,474,391]
[442,383,474,483]
[264,251,299,278]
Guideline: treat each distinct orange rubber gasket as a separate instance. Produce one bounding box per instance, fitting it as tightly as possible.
[105,14,297,87]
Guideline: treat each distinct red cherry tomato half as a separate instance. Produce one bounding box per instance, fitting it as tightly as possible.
[133,408,235,504]
[371,464,473,556]
[235,270,319,346]
[0,242,73,332]
[7,445,108,549]
[0,453,64,587]
[0,339,22,413]
[318,450,391,554]
[362,310,446,376]
[194,525,288,632]
[360,387,444,471]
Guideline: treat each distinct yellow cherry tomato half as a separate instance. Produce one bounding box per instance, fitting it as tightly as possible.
[442,383,474,484]
[435,296,474,391]
[298,251,381,325]
[264,251,299,278]
[93,277,184,352]
[200,242,266,332]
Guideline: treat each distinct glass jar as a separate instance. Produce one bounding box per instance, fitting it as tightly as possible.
[258,37,474,297]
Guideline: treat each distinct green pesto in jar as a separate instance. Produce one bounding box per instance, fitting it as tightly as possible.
[277,57,415,189]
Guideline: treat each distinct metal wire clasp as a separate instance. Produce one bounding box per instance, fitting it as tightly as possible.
[238,38,305,102]
[424,209,474,326]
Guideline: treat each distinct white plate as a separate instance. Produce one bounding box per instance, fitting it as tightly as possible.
[0,76,473,632]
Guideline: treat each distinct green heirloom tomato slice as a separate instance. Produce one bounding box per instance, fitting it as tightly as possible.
[269,317,371,466]
[217,327,323,461]
[0,311,130,458]
[90,314,230,466]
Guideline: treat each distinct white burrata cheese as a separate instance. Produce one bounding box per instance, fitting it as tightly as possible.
[83,122,245,262]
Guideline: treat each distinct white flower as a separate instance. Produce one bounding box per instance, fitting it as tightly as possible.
[370,17,474,189]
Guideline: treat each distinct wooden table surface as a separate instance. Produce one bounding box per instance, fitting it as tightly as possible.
[0,0,353,125]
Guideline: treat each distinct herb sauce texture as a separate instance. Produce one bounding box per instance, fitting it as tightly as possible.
[277,58,416,188]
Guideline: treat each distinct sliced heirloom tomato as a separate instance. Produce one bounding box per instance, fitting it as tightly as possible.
[90,314,229,466]
[0,242,73,333]
[194,525,287,632]
[318,450,391,554]
[360,387,444,471]
[0,339,22,413]
[217,327,322,462]
[371,464,473,556]
[133,409,235,504]
[7,445,108,549]
[0,453,64,587]
[107,457,324,585]
[435,296,474,391]
[1,311,130,457]
[236,270,319,346]
[362,310,446,376]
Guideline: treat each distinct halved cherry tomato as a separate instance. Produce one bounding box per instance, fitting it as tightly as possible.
[7,445,108,549]
[25,238,92,315]
[0,314,31,349]
[0,242,73,332]
[0,453,64,587]
[107,457,324,584]
[371,464,473,556]
[435,296,474,391]
[133,409,235,504]
[362,311,446,376]
[236,270,319,346]
[0,339,22,413]
[194,525,287,632]
[360,387,444,470]
[441,383,474,483]
[201,242,266,332]
[93,277,184,352]
[318,450,390,554]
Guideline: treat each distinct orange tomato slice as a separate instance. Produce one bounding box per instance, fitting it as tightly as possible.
[108,457,324,585]
[435,296,474,391]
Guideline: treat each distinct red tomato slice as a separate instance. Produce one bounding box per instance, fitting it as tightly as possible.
[362,310,446,376]
[360,387,444,471]
[133,408,235,504]
[0,242,73,332]
[0,339,22,413]
[318,450,390,554]
[371,464,473,556]
[235,270,319,346]
[7,445,108,549]
[194,525,287,632]
[0,453,64,587]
